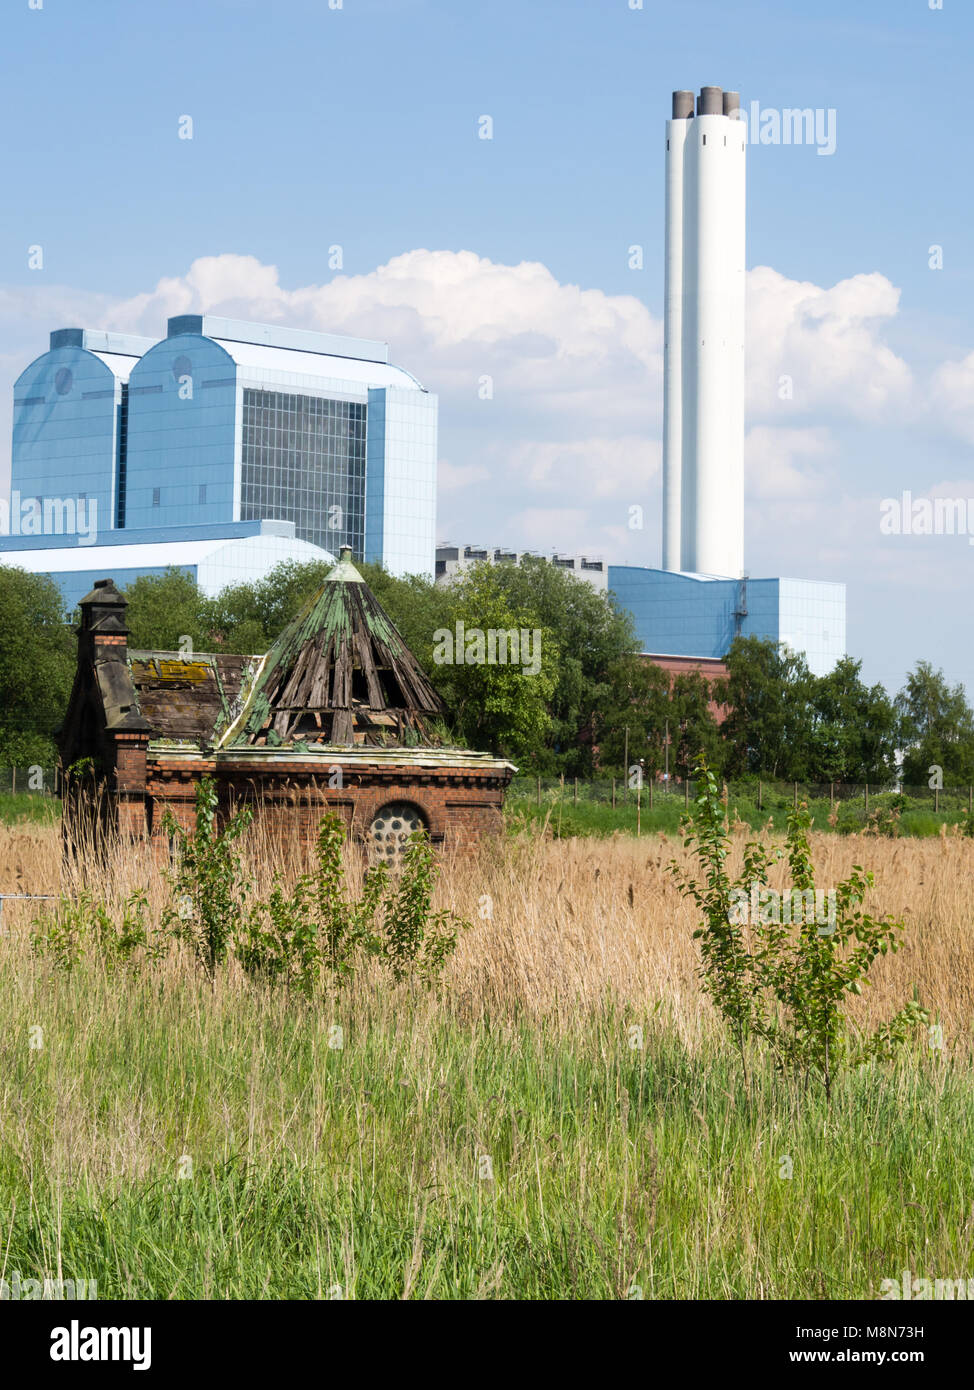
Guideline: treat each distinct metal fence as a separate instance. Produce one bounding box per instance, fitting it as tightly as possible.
[509,776,974,815]
[0,766,61,798]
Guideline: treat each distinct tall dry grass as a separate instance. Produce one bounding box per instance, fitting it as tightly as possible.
[2,815,972,1043]
[2,815,973,1297]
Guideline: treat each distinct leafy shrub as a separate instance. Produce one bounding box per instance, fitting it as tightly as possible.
[161,779,252,978]
[33,785,468,994]
[670,757,928,1100]
[237,813,467,993]
[32,889,166,974]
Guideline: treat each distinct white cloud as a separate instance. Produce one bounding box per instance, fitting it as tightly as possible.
[746,266,912,421]
[745,425,832,501]
[437,457,489,493]
[3,247,974,573]
[929,351,974,445]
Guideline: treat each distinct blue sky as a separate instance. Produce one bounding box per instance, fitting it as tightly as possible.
[2,0,974,697]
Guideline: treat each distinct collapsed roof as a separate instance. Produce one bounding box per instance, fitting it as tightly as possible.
[222,547,447,749]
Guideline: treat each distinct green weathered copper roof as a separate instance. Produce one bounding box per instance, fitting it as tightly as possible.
[222,546,446,748]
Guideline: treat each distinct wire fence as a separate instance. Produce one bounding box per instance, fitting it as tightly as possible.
[509,776,974,817]
[0,766,62,798]
[2,767,972,829]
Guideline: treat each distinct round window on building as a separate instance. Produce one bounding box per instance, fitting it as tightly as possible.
[54,367,73,396]
[172,354,193,382]
[367,802,425,863]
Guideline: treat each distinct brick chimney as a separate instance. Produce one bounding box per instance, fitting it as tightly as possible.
[77,577,130,663]
[72,578,152,837]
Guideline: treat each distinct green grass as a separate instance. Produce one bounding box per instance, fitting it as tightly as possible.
[0,792,61,825]
[1,961,970,1299]
[507,783,974,840]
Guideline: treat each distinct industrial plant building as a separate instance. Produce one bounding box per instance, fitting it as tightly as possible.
[435,544,608,593]
[4,84,846,685]
[2,315,437,606]
[606,85,846,677]
[434,87,846,680]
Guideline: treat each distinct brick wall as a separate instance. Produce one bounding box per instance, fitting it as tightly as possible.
[143,755,512,855]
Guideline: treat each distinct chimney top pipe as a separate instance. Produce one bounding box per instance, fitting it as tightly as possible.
[722,90,741,117]
[697,86,723,116]
[671,90,694,119]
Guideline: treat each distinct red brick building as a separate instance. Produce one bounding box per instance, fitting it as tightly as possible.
[644,653,730,725]
[59,549,515,856]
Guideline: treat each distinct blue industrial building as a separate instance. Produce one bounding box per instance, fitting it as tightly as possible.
[3,315,438,605]
[608,567,846,677]
[0,520,332,613]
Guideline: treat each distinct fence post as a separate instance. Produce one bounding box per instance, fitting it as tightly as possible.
[11,768,16,796]
[969,787,972,816]
[684,779,689,811]
[612,778,616,809]
[830,782,834,806]
[758,781,762,812]
[536,776,541,806]
[935,786,939,814]
[794,781,798,809]
[649,779,653,811]
[573,777,578,806]
[865,783,869,813]
[636,786,641,836]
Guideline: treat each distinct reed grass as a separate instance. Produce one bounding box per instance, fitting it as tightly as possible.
[1,815,972,1299]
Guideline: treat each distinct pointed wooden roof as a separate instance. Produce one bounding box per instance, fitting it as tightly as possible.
[226,547,447,748]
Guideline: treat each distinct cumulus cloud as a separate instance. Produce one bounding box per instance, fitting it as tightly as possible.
[746,266,912,421]
[437,458,490,493]
[3,248,974,577]
[929,351,974,445]
[745,425,833,501]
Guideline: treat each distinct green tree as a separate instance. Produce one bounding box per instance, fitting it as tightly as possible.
[596,661,723,781]
[719,636,816,780]
[596,657,672,774]
[204,559,337,651]
[0,567,73,765]
[434,563,558,761]
[670,671,724,780]
[442,557,637,774]
[810,657,897,784]
[123,567,210,652]
[896,661,974,785]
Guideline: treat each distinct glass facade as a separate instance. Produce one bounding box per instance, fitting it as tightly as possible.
[365,387,437,575]
[122,335,238,531]
[12,346,128,536]
[240,389,366,553]
[7,320,438,581]
[607,567,846,676]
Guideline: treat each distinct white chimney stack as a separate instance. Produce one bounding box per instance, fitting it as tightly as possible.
[663,86,745,578]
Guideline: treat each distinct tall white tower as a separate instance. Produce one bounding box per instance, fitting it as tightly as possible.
[663,86,745,578]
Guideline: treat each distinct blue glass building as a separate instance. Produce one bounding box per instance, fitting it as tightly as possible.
[608,566,846,677]
[4,316,438,604]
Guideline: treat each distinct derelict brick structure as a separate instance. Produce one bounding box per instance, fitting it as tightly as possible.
[58,551,515,857]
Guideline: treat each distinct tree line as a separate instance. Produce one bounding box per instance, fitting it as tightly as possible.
[0,558,971,787]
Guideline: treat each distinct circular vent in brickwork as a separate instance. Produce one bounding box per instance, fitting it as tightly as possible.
[367,802,425,861]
